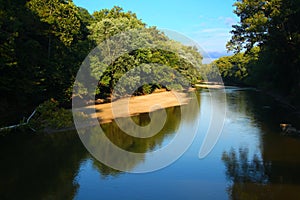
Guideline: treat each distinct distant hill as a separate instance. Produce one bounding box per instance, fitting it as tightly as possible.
[202,51,232,64]
[208,51,232,59]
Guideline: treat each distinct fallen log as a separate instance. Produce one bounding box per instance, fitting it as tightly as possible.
[0,109,37,133]
[280,123,300,136]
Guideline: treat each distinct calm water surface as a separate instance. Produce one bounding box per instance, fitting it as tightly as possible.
[1,88,300,199]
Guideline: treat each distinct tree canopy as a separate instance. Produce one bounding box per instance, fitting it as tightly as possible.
[0,2,205,126]
[73,6,204,99]
[215,0,300,104]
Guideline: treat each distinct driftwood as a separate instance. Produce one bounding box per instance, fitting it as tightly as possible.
[280,123,300,136]
[0,109,37,132]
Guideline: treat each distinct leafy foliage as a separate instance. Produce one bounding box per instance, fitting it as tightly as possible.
[213,47,259,85]
[83,8,203,99]
[217,0,300,105]
[0,3,205,127]
[30,99,73,130]
[0,0,93,121]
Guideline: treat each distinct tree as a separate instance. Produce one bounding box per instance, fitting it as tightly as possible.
[84,7,203,100]
[0,0,94,126]
[26,0,93,103]
[0,0,48,113]
[227,0,300,102]
[214,47,259,85]
[27,0,81,47]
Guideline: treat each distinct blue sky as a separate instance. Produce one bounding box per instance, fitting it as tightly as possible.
[73,0,238,58]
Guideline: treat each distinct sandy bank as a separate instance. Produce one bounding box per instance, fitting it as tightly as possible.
[194,84,224,89]
[86,91,192,124]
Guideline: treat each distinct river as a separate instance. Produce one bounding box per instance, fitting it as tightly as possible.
[1,88,300,199]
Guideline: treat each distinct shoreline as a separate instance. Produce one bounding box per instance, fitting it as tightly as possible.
[194,84,225,89]
[1,90,193,134]
[86,91,192,124]
[262,90,299,111]
[2,86,299,135]
[229,85,300,114]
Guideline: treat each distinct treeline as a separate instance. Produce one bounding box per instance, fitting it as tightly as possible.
[1,0,205,126]
[1,0,93,124]
[214,0,300,105]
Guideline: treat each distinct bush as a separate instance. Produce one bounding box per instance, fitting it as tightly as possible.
[30,99,73,130]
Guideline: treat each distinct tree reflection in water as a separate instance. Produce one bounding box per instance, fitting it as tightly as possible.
[85,95,200,179]
[0,93,201,199]
[0,131,86,200]
[222,148,272,199]
[222,90,300,199]
[79,91,200,173]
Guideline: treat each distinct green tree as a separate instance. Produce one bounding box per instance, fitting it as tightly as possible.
[84,7,203,100]
[227,0,300,103]
[214,47,259,85]
[26,0,92,103]
[0,0,49,124]
[0,0,93,126]
[27,0,81,47]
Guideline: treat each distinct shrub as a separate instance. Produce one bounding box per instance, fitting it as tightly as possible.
[30,99,73,130]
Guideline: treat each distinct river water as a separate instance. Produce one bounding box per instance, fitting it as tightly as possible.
[1,88,300,199]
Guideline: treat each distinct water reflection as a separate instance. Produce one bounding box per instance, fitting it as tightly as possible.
[222,89,300,200]
[0,132,86,200]
[0,93,200,199]
[101,107,181,153]
[2,89,300,199]
[222,148,270,184]
[222,148,271,199]
[78,92,200,172]
[222,147,300,199]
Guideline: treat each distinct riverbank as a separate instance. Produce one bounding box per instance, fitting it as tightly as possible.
[221,79,300,112]
[195,84,224,89]
[0,90,194,135]
[86,91,192,124]
[262,90,300,112]
[194,81,225,89]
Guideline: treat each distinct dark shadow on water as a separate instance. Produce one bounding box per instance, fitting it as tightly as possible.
[222,147,300,200]
[222,89,300,200]
[0,94,200,199]
[0,131,86,200]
